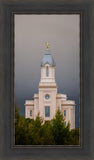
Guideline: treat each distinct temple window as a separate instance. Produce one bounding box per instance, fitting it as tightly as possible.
[45,106,50,117]
[64,110,66,116]
[46,66,49,77]
[30,110,32,116]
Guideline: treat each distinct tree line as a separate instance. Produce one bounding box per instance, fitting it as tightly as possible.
[15,104,79,145]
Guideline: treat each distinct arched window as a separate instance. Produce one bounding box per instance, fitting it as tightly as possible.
[45,106,50,117]
[46,66,49,77]
[30,110,32,116]
[64,110,66,116]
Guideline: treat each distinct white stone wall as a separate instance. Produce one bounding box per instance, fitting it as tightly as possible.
[38,87,57,120]
[25,94,75,129]
[40,63,55,83]
[61,103,75,129]
[56,94,67,110]
[25,59,75,129]
[34,95,39,119]
[25,105,34,119]
[70,106,75,129]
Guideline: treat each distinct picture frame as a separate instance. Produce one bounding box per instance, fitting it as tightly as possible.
[0,0,94,159]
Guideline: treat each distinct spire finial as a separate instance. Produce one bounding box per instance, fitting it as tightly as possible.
[46,42,49,50]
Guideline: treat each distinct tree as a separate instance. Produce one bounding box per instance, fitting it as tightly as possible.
[40,121,55,145]
[15,104,30,145]
[15,105,79,145]
[29,113,43,145]
[70,128,79,145]
[51,109,72,145]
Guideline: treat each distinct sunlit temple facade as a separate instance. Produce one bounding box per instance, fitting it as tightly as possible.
[25,43,75,129]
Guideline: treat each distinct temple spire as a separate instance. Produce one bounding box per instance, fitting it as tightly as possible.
[41,43,55,66]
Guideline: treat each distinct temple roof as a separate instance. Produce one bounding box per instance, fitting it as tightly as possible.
[40,50,55,67]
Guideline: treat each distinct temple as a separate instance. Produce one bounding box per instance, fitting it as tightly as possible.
[25,43,75,129]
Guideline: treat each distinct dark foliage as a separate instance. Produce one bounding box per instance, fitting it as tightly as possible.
[15,105,79,145]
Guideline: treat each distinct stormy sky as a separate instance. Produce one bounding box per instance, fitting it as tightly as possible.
[15,14,80,128]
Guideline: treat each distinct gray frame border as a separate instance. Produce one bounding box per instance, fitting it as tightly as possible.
[0,0,94,160]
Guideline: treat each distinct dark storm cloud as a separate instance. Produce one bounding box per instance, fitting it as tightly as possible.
[15,15,80,128]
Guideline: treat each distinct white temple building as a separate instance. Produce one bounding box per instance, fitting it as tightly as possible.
[25,43,75,129]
